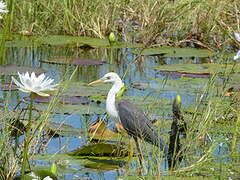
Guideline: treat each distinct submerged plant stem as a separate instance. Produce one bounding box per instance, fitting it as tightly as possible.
[20,93,33,180]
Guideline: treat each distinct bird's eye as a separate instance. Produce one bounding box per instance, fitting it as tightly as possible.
[106,76,111,80]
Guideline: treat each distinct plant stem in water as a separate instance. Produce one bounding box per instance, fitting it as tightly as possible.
[21,93,33,180]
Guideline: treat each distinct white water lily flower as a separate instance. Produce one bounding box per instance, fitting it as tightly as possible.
[234,32,240,42]
[12,72,57,97]
[234,50,240,60]
[32,176,53,180]
[43,176,53,180]
[0,1,8,18]
[234,32,240,60]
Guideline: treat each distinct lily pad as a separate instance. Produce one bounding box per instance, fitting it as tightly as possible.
[158,71,210,78]
[46,122,82,137]
[2,35,143,48]
[40,56,106,66]
[88,120,124,141]
[81,160,126,171]
[224,86,240,96]
[134,46,216,57]
[154,63,240,75]
[24,94,89,105]
[63,81,111,97]
[34,103,105,115]
[0,83,18,91]
[5,40,35,47]
[36,35,143,48]
[68,143,129,158]
[0,64,45,75]
[34,153,128,171]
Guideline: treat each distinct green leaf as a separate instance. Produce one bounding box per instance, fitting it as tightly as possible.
[154,63,240,75]
[50,163,57,175]
[35,103,105,115]
[63,81,111,97]
[46,122,82,137]
[36,35,143,48]
[24,168,57,180]
[134,46,216,57]
[68,143,129,158]
[40,56,106,66]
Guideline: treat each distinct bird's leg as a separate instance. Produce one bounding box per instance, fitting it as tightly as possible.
[134,137,143,169]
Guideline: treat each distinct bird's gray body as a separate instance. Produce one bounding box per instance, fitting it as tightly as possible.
[116,99,165,151]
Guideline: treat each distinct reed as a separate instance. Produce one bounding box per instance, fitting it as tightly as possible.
[1,0,238,49]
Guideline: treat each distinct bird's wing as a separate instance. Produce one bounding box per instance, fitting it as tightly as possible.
[116,100,165,149]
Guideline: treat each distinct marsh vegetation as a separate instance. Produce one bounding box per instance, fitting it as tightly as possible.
[0,0,240,179]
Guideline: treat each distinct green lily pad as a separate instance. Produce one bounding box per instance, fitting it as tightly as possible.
[63,81,111,97]
[0,64,45,75]
[149,77,208,94]
[34,153,128,171]
[154,63,240,75]
[40,56,106,66]
[134,46,216,57]
[2,34,143,48]
[68,143,129,158]
[34,103,105,115]
[46,122,82,137]
[36,35,143,48]
[5,40,35,47]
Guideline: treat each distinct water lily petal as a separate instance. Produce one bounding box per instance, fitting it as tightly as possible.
[18,72,25,84]
[30,72,36,81]
[43,176,53,180]
[234,32,240,42]
[19,88,32,93]
[40,78,54,89]
[234,50,240,60]
[36,73,45,84]
[36,91,50,97]
[12,76,25,89]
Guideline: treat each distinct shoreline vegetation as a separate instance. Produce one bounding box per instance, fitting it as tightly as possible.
[1,0,239,50]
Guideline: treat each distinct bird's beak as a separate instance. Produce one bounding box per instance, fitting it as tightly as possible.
[88,78,104,86]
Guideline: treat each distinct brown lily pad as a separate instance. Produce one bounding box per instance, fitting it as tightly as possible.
[0,64,45,75]
[0,83,18,91]
[46,122,82,137]
[40,56,107,66]
[158,71,210,78]
[24,94,89,105]
[224,86,240,96]
[88,120,119,141]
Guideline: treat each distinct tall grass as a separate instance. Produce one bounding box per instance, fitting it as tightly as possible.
[2,0,239,48]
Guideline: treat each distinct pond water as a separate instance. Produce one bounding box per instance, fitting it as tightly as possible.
[0,44,237,179]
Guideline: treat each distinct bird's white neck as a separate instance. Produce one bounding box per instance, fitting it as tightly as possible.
[106,79,124,119]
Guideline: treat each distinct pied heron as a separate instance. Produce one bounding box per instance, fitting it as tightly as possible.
[88,72,166,162]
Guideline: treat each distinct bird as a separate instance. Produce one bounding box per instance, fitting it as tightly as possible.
[88,72,166,162]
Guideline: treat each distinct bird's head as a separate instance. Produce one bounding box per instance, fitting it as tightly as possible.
[88,72,123,86]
